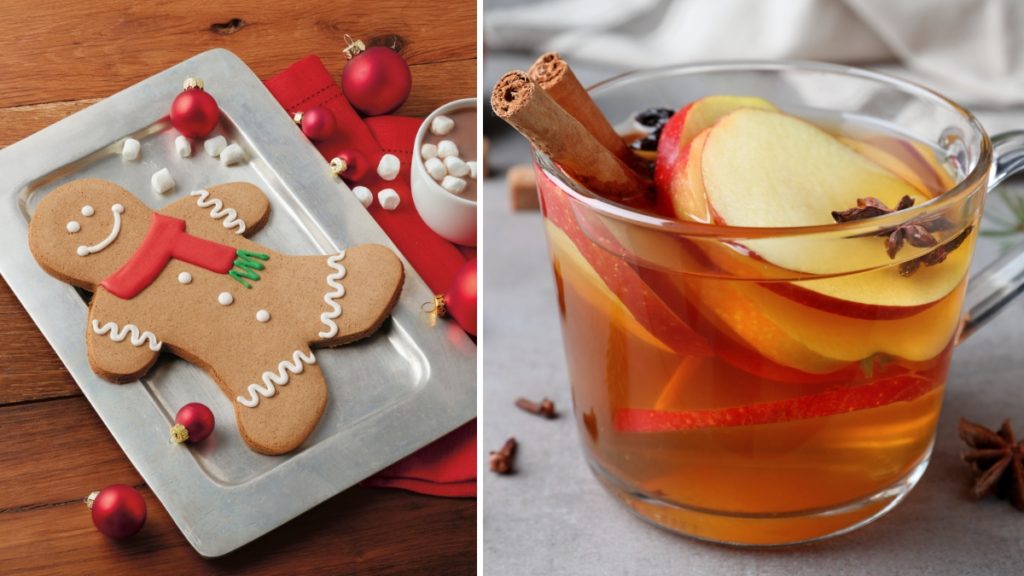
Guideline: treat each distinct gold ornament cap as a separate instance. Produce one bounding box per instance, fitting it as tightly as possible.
[170,423,190,444]
[292,111,304,125]
[433,294,448,317]
[330,157,348,175]
[343,35,366,60]
[85,491,100,509]
[183,77,205,91]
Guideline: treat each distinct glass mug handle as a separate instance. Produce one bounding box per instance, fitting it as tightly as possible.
[959,130,1024,341]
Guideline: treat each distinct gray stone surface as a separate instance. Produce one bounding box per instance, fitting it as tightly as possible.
[480,172,1024,575]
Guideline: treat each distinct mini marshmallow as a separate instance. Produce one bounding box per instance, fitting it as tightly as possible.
[151,168,174,195]
[378,188,400,210]
[121,138,140,161]
[437,140,459,159]
[424,157,447,181]
[220,143,246,166]
[420,143,438,159]
[441,175,467,195]
[377,153,401,181]
[430,115,455,136]
[444,156,470,178]
[175,135,192,158]
[467,161,478,179]
[352,185,373,208]
[204,135,227,157]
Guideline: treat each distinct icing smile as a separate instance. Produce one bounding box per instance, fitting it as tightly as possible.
[77,203,125,257]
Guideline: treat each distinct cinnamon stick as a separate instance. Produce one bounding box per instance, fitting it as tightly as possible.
[491,70,648,204]
[528,52,636,167]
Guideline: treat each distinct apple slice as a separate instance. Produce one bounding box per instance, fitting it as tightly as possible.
[656,129,713,221]
[863,135,956,195]
[655,96,777,221]
[614,373,937,433]
[537,169,711,357]
[839,136,929,193]
[697,108,970,308]
[641,107,968,371]
[546,222,672,353]
[701,108,929,231]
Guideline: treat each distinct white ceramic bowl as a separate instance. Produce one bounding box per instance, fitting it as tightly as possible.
[411,97,477,246]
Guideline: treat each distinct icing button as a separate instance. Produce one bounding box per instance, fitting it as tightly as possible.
[178,271,192,284]
[256,309,270,323]
[218,292,233,306]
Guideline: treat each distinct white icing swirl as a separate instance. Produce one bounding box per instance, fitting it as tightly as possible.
[77,204,124,257]
[190,189,245,234]
[318,252,347,338]
[91,319,162,351]
[236,349,316,408]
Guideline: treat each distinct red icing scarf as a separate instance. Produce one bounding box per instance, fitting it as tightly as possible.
[101,213,237,299]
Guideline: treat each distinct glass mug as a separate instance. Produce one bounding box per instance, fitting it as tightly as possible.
[532,61,1024,546]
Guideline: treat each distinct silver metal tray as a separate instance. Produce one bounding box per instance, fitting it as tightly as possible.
[0,49,476,557]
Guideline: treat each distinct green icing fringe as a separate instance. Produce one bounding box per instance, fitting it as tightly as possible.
[229,250,269,288]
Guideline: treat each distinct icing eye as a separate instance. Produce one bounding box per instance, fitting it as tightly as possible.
[66,221,81,233]
[81,205,95,217]
[112,203,125,214]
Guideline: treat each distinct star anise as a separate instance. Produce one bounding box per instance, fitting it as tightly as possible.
[832,195,968,277]
[958,418,1024,510]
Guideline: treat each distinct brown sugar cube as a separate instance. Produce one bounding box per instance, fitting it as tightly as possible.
[507,164,539,211]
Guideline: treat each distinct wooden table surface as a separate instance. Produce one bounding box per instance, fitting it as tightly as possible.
[0,2,476,574]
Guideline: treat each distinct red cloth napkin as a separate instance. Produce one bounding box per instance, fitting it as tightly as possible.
[265,56,476,498]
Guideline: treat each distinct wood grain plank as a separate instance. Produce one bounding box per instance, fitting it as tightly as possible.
[0,279,81,405]
[0,99,99,148]
[0,0,476,116]
[0,397,140,510]
[0,485,475,575]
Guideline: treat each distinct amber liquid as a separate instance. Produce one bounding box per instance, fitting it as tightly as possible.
[541,123,976,544]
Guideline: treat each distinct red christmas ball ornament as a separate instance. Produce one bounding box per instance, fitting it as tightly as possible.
[436,258,477,336]
[330,149,369,182]
[340,37,412,116]
[170,77,220,139]
[86,484,147,539]
[295,106,337,141]
[170,402,215,444]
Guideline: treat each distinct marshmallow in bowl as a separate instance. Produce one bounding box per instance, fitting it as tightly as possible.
[377,153,401,181]
[424,157,447,181]
[151,168,174,195]
[378,188,400,210]
[444,156,470,178]
[437,140,459,159]
[441,175,467,195]
[467,161,478,179]
[429,115,455,136]
[420,143,438,159]
[121,138,140,161]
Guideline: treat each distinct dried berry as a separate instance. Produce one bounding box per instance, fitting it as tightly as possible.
[630,131,662,152]
[635,107,674,128]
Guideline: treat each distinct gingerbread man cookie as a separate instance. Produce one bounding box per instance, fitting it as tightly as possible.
[29,178,404,455]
